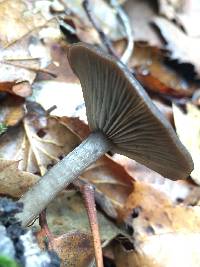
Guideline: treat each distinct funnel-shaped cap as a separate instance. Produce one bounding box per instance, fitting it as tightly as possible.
[67,43,193,179]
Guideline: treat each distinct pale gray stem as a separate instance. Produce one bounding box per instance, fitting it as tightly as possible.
[17,131,111,226]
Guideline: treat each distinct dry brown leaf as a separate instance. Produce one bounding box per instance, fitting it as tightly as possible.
[123,0,161,46]
[23,115,80,175]
[115,40,196,97]
[0,1,60,93]
[114,235,200,267]
[173,103,200,185]
[45,191,124,242]
[116,181,200,267]
[0,0,47,47]
[0,105,133,213]
[0,81,31,97]
[0,103,80,176]
[30,81,84,118]
[112,153,200,204]
[61,0,124,41]
[0,32,51,93]
[158,0,200,37]
[61,16,100,45]
[158,0,183,20]
[52,232,94,267]
[153,17,200,77]
[36,191,125,266]
[175,0,200,37]
[36,43,78,83]
[0,159,39,197]
[0,95,25,127]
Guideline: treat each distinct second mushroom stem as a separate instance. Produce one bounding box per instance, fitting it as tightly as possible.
[74,179,104,267]
[17,131,111,227]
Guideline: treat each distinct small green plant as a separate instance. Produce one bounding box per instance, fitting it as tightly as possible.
[0,123,7,135]
[0,255,19,267]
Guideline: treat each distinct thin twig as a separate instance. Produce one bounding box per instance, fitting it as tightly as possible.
[82,0,119,60]
[0,60,57,78]
[46,105,57,115]
[82,0,134,64]
[110,0,134,64]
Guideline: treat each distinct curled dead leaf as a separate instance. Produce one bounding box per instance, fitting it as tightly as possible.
[0,159,39,198]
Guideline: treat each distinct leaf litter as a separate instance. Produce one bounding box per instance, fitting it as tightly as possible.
[1,0,200,266]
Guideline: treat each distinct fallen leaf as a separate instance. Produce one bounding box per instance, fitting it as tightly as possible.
[0,95,25,127]
[36,42,78,83]
[0,159,39,198]
[0,31,51,94]
[29,81,85,119]
[52,232,94,267]
[61,0,125,41]
[0,2,61,94]
[0,103,80,176]
[158,0,200,38]
[158,0,183,20]
[153,17,200,78]
[114,41,196,98]
[173,103,200,184]
[45,191,124,243]
[0,81,31,97]
[175,0,200,37]
[36,191,126,266]
[113,153,200,204]
[123,0,162,46]
[115,180,200,267]
[114,233,200,267]
[0,0,47,47]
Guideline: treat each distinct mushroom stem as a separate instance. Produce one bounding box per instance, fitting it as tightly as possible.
[17,131,111,226]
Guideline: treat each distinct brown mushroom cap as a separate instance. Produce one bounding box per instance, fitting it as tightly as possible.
[67,43,193,179]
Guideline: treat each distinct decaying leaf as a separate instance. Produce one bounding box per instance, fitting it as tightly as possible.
[0,103,80,176]
[52,232,94,267]
[46,191,124,243]
[0,95,25,127]
[0,0,47,47]
[0,1,61,94]
[154,17,200,78]
[173,103,200,185]
[115,181,200,267]
[123,0,161,46]
[158,0,200,38]
[35,191,126,266]
[158,0,184,20]
[175,0,200,37]
[60,0,125,41]
[0,81,31,97]
[113,153,200,205]
[0,159,38,197]
[29,81,85,118]
[36,42,78,83]
[0,32,51,94]
[0,106,133,218]
[114,40,196,98]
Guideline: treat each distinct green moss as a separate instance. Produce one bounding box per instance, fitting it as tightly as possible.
[0,255,20,267]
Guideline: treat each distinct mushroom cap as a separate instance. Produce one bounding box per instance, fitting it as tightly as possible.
[67,43,193,179]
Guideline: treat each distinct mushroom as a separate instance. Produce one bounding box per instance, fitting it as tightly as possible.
[17,42,193,225]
